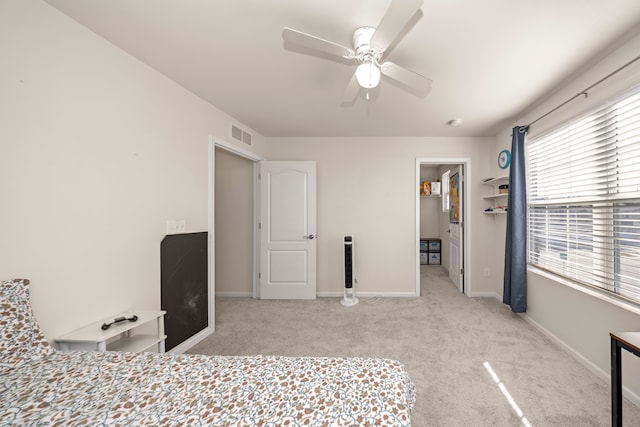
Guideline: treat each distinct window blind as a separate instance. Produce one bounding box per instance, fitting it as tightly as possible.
[527,85,640,303]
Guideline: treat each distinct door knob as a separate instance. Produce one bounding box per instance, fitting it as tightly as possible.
[304,234,317,239]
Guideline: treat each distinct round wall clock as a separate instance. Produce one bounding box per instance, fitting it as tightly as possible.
[498,149,511,169]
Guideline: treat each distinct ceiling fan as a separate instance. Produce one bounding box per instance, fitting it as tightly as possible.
[282,0,431,102]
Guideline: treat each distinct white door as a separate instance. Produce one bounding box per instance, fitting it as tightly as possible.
[449,168,464,292]
[449,224,463,292]
[259,161,317,299]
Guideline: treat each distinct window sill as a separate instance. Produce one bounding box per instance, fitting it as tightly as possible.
[528,265,640,317]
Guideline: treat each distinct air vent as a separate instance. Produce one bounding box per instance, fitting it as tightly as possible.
[231,124,252,146]
[231,125,242,141]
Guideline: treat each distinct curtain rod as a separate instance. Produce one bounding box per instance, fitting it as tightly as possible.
[524,54,640,130]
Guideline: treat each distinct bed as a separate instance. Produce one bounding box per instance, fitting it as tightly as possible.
[1,279,416,426]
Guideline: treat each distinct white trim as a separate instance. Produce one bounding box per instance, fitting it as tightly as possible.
[317,291,417,298]
[211,135,262,162]
[217,291,417,298]
[520,311,640,408]
[469,291,501,299]
[216,291,253,297]
[415,158,472,297]
[168,326,214,354]
[207,138,215,335]
[253,162,260,299]
[218,291,417,298]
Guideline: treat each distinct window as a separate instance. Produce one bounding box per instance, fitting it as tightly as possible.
[527,85,640,303]
[442,170,450,212]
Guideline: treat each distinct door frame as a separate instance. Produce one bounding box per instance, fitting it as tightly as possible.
[209,135,264,308]
[415,158,472,297]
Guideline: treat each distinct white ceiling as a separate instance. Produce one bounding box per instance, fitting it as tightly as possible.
[44,0,640,138]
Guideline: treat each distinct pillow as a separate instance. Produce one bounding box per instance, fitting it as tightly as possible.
[0,278,54,372]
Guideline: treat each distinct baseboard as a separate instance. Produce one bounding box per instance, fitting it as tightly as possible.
[317,291,417,298]
[469,291,501,299]
[217,291,418,298]
[521,313,640,408]
[215,291,252,297]
[167,326,214,354]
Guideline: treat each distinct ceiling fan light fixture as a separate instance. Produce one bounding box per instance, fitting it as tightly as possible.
[355,62,381,89]
[282,0,429,101]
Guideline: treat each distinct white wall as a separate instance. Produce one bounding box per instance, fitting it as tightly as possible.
[267,137,497,296]
[493,29,640,399]
[0,0,266,340]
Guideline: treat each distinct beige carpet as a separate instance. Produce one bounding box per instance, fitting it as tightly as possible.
[187,265,640,426]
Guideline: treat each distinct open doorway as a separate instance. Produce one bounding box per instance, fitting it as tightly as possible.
[415,158,472,297]
[214,147,254,297]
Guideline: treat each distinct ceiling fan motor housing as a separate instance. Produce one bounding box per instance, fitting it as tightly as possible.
[352,26,380,62]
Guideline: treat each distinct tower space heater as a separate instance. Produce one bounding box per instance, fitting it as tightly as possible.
[341,235,359,306]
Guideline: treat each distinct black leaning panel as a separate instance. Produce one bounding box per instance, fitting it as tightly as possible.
[160,232,208,351]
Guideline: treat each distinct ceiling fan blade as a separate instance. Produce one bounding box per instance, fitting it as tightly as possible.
[380,61,432,93]
[341,72,360,103]
[282,27,355,59]
[370,0,423,52]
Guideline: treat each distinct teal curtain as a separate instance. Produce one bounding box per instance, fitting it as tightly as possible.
[503,126,528,313]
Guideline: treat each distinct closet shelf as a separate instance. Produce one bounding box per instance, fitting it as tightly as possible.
[482,193,508,200]
[482,176,509,186]
[482,176,509,218]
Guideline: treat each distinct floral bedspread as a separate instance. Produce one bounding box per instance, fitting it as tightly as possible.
[0,351,415,426]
